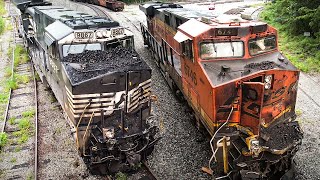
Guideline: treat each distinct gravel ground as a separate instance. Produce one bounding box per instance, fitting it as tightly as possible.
[109,9,212,180]
[36,81,103,180]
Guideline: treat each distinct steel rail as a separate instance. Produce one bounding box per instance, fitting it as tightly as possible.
[2,4,16,133]
[31,62,39,180]
[78,3,109,17]
[142,161,158,180]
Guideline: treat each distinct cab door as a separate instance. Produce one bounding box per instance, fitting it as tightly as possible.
[240,82,264,135]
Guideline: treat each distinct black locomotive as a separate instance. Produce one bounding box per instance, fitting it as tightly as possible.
[13,0,158,174]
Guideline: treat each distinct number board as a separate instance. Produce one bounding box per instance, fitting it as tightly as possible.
[111,28,125,37]
[74,31,94,39]
[216,28,238,36]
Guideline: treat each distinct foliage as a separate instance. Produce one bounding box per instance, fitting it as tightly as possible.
[0,132,7,148]
[0,93,8,103]
[18,118,31,130]
[4,67,12,78]
[0,0,6,16]
[22,110,35,118]
[8,116,16,125]
[5,77,18,91]
[260,0,320,72]
[0,17,4,35]
[115,172,127,180]
[16,74,30,84]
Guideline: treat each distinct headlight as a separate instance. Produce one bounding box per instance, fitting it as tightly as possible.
[96,31,103,38]
[264,83,271,89]
[264,75,273,89]
[102,30,110,38]
[265,75,272,83]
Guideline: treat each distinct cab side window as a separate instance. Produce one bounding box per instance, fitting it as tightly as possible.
[182,40,193,62]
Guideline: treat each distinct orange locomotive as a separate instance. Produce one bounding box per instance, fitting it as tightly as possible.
[140,2,302,179]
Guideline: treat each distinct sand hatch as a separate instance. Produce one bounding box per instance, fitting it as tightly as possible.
[62,46,149,84]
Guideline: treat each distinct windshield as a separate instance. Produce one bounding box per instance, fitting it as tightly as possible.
[249,36,276,56]
[200,41,244,60]
[62,43,101,57]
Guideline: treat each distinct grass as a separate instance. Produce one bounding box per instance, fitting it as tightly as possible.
[16,74,30,84]
[0,0,6,16]
[18,118,31,129]
[8,117,16,125]
[0,132,8,148]
[12,129,30,144]
[5,77,18,91]
[17,133,29,144]
[260,5,320,72]
[4,67,12,78]
[12,117,33,145]
[0,93,8,104]
[26,173,33,180]
[50,94,57,103]
[22,110,35,118]
[10,157,16,163]
[0,17,5,36]
[14,146,21,152]
[115,172,127,180]
[296,109,303,117]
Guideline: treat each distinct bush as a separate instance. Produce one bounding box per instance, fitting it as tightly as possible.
[261,1,320,72]
[0,132,8,148]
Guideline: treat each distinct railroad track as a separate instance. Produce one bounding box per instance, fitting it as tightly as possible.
[0,3,39,180]
[78,3,110,17]
[140,161,158,180]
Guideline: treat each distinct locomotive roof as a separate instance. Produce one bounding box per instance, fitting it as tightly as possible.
[32,6,119,29]
[141,2,266,27]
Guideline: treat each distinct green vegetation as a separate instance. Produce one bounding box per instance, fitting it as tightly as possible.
[0,93,8,104]
[26,173,33,180]
[18,118,31,129]
[0,0,6,35]
[0,17,5,35]
[16,74,30,84]
[22,110,35,118]
[5,77,18,91]
[261,0,320,72]
[8,117,16,125]
[0,0,6,16]
[4,67,12,78]
[0,132,8,148]
[115,172,127,180]
[14,146,21,152]
[10,157,16,163]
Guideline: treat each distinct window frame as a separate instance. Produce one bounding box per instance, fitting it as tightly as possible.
[199,40,245,60]
[248,35,277,56]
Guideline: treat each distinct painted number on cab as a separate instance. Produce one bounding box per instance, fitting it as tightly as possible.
[184,64,197,85]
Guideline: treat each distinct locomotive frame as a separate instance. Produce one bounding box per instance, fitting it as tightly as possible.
[140,2,302,179]
[13,0,159,174]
